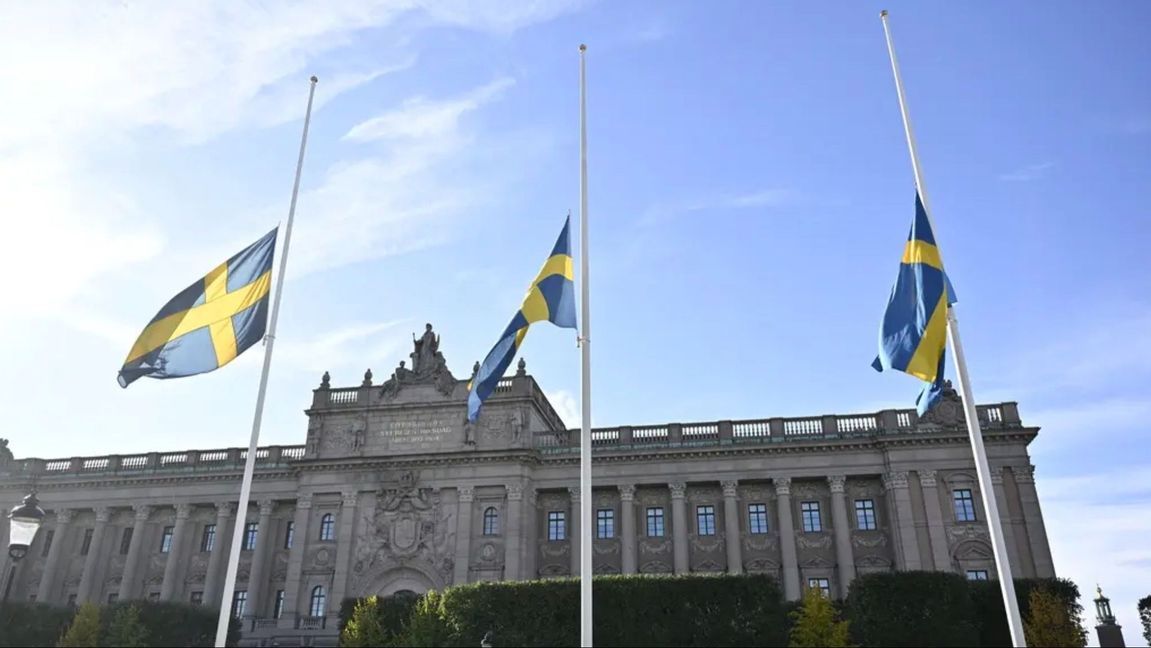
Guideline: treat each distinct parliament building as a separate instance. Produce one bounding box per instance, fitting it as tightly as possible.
[0,326,1055,646]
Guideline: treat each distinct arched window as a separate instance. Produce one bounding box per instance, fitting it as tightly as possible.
[309,586,326,617]
[482,507,499,536]
[319,514,334,541]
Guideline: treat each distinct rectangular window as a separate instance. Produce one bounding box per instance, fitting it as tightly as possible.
[107,593,119,604]
[67,594,77,607]
[646,507,665,537]
[201,524,216,552]
[148,592,160,602]
[190,591,204,605]
[854,499,877,531]
[160,526,174,553]
[954,489,977,522]
[696,505,716,536]
[232,590,248,619]
[801,502,822,533]
[242,522,259,551]
[80,528,94,556]
[41,530,54,558]
[807,578,831,598]
[596,509,615,539]
[284,521,295,549]
[966,570,990,581]
[748,503,769,535]
[273,590,286,619]
[120,528,134,555]
[547,511,566,541]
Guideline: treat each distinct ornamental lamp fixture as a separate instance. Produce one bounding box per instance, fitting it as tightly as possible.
[8,493,46,561]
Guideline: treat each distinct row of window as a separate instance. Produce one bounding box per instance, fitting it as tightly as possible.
[230,587,323,619]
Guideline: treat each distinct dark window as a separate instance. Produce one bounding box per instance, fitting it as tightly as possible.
[201,524,216,552]
[107,593,118,604]
[41,530,55,557]
[120,528,134,555]
[696,505,716,536]
[482,507,499,536]
[547,511,566,541]
[191,591,203,605]
[854,499,877,530]
[273,590,286,619]
[801,502,822,533]
[242,522,259,551]
[596,509,615,539]
[954,489,977,522]
[284,521,294,549]
[807,578,831,597]
[748,503,769,534]
[646,507,665,537]
[319,514,335,541]
[966,570,990,581]
[67,594,77,607]
[232,590,248,619]
[309,586,326,617]
[80,528,94,556]
[148,592,160,601]
[160,526,174,553]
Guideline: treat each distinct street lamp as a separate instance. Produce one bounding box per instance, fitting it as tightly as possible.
[4,493,45,602]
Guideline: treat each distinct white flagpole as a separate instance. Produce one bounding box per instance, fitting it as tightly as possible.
[879,11,1027,647]
[214,75,319,648]
[578,43,594,648]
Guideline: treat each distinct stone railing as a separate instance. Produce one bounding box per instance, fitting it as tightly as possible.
[534,402,1023,454]
[2,445,307,480]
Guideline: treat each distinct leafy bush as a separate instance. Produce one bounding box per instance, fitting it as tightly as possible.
[1136,595,1150,646]
[0,601,73,647]
[970,577,1084,647]
[1024,587,1086,647]
[102,605,147,648]
[57,603,101,647]
[845,571,978,647]
[788,587,851,647]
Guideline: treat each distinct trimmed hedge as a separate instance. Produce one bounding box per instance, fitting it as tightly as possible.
[0,600,240,647]
[845,571,979,647]
[970,577,1084,647]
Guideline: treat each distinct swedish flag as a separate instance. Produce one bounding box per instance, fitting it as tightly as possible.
[118,228,278,388]
[468,217,577,422]
[872,193,956,414]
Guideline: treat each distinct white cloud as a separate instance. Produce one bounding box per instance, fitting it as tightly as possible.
[1026,398,1151,450]
[640,188,795,225]
[999,161,1055,182]
[278,320,410,373]
[343,78,515,142]
[546,389,580,429]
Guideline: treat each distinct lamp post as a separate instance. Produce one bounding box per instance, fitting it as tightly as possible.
[4,493,45,603]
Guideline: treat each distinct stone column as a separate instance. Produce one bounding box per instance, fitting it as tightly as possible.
[828,476,855,597]
[160,504,193,601]
[453,487,474,585]
[775,478,801,600]
[1012,465,1055,577]
[76,508,111,603]
[669,482,689,574]
[246,500,276,618]
[524,490,539,579]
[279,494,312,629]
[918,470,953,572]
[721,481,743,575]
[504,484,524,581]
[37,509,73,603]
[884,472,921,570]
[329,491,358,620]
[118,505,151,601]
[991,468,1022,577]
[569,487,582,576]
[618,485,637,575]
[203,501,234,606]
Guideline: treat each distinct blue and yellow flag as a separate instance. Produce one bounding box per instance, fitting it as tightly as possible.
[872,194,956,414]
[468,217,577,422]
[118,228,278,388]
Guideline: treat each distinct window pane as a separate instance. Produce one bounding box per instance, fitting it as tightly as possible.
[319,514,334,541]
[41,530,54,558]
[120,528,134,555]
[696,505,716,536]
[966,570,989,581]
[953,489,977,522]
[309,586,326,617]
[80,528,93,556]
[243,522,259,551]
[548,511,566,541]
[160,527,174,553]
[748,503,769,534]
[201,524,216,552]
[646,508,665,537]
[854,499,877,531]
[596,509,615,539]
[232,590,248,619]
[807,578,831,597]
[274,590,286,619]
[801,502,822,533]
[483,508,499,536]
[284,521,295,549]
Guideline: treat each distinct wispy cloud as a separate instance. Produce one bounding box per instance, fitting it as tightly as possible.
[278,320,410,374]
[641,188,795,225]
[545,389,580,429]
[343,77,515,142]
[998,161,1055,182]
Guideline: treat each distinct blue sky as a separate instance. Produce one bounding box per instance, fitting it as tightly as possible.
[1,1,1148,640]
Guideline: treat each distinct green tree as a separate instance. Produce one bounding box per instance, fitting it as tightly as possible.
[56,603,101,648]
[1024,587,1086,648]
[1137,595,1151,646]
[399,590,448,648]
[789,587,852,648]
[341,596,387,647]
[104,604,148,648]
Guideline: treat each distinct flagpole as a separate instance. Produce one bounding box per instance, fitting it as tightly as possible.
[577,43,594,648]
[214,75,319,648]
[879,11,1026,647]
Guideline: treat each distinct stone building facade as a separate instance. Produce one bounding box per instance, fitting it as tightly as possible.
[0,328,1054,646]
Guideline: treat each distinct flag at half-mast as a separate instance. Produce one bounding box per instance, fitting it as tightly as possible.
[872,193,956,414]
[468,216,577,422]
[118,228,278,388]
